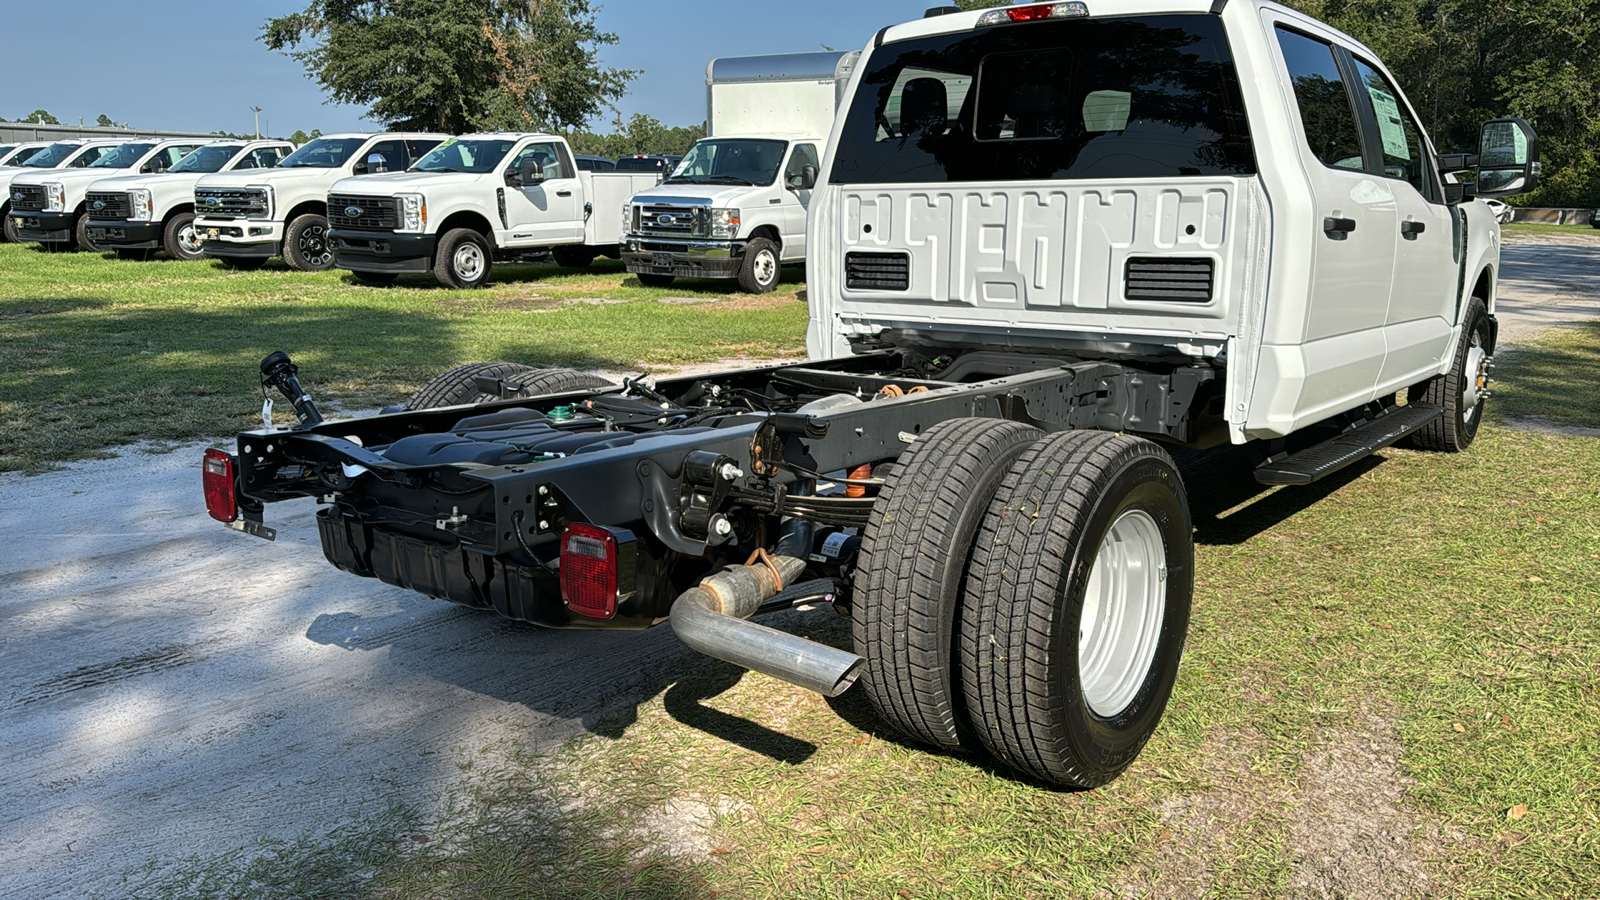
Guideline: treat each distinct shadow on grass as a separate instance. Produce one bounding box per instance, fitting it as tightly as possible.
[1176,445,1384,547]
[1492,319,1600,427]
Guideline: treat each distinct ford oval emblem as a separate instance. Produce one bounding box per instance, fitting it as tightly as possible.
[659,214,675,226]
[205,196,222,207]
[93,200,105,210]
[345,206,364,218]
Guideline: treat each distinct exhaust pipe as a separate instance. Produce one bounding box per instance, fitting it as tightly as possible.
[669,553,864,697]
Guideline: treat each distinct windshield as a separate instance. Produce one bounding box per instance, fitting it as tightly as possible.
[171,145,244,174]
[90,143,158,169]
[23,143,84,168]
[666,141,786,186]
[832,15,1255,184]
[411,139,517,174]
[278,137,367,169]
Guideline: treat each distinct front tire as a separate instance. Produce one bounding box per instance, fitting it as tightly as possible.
[1408,297,1491,452]
[962,432,1193,788]
[736,237,780,293]
[434,228,494,289]
[163,212,205,261]
[283,213,334,271]
[0,203,15,243]
[854,418,1043,751]
[75,215,104,253]
[405,362,612,410]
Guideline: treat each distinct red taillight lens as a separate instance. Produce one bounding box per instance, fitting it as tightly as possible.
[1008,3,1056,20]
[203,449,239,523]
[560,524,618,619]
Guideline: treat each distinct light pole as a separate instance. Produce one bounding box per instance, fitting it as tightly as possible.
[249,106,263,139]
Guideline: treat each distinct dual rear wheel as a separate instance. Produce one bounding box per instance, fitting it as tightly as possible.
[854,421,1193,788]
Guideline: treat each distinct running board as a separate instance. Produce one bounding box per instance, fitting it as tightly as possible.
[1253,405,1444,485]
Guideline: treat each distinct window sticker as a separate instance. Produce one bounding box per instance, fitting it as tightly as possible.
[1367,86,1409,160]
[1082,90,1132,132]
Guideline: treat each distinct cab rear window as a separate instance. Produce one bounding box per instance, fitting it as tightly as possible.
[831,14,1255,184]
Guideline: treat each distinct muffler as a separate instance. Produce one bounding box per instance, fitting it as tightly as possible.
[669,553,864,697]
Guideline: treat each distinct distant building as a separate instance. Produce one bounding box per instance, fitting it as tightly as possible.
[0,122,229,143]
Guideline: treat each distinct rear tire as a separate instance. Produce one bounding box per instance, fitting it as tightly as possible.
[961,432,1193,788]
[434,228,494,289]
[163,211,205,261]
[635,272,675,288]
[736,237,780,293]
[283,213,334,271]
[552,246,596,268]
[854,418,1044,751]
[1408,297,1491,452]
[405,363,612,410]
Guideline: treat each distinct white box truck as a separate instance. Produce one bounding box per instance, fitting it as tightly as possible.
[620,51,858,292]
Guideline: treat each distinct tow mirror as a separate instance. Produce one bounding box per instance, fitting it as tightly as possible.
[801,164,818,190]
[518,157,546,187]
[367,153,389,174]
[1475,118,1539,198]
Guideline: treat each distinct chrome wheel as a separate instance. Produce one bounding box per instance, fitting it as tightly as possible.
[754,248,777,286]
[298,224,331,267]
[453,242,485,282]
[1462,335,1489,425]
[177,223,202,258]
[1079,508,1167,718]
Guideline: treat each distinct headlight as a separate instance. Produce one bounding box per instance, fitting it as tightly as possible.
[396,193,426,232]
[44,183,66,213]
[709,207,740,239]
[622,202,632,235]
[248,185,274,220]
[130,189,154,222]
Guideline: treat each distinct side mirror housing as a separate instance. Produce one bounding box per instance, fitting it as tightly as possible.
[1475,118,1540,198]
[518,157,546,187]
[1437,153,1477,174]
[366,153,389,175]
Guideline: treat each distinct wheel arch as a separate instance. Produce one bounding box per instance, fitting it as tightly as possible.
[747,224,781,247]
[437,210,496,245]
[162,203,195,227]
[283,199,326,224]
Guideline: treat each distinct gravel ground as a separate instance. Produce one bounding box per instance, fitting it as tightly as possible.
[1,242,1595,898]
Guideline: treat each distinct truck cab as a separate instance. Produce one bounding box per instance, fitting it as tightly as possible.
[85,140,295,260]
[9,138,203,251]
[192,132,446,271]
[0,142,51,169]
[325,133,659,288]
[621,51,857,292]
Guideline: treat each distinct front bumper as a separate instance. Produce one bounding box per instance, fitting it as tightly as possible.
[622,236,745,279]
[194,217,281,257]
[11,210,72,243]
[330,228,436,274]
[87,219,162,249]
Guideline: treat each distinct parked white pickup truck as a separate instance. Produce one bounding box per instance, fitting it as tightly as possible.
[0,142,50,169]
[85,140,295,260]
[621,51,857,292]
[4,139,126,243]
[10,139,205,251]
[326,133,659,287]
[192,133,446,271]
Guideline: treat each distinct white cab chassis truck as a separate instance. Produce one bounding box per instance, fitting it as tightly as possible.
[206,1,1536,790]
[6,139,169,249]
[620,51,858,292]
[191,133,446,271]
[84,141,295,260]
[2,141,88,243]
[325,133,660,288]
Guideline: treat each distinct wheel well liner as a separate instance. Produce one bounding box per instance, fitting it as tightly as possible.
[438,211,495,243]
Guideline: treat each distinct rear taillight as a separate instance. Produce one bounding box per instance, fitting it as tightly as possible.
[977,1,1088,25]
[203,449,239,523]
[560,524,619,619]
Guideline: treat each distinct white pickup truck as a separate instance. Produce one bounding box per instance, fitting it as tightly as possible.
[0,142,50,169]
[620,51,857,292]
[208,0,1537,791]
[192,132,446,271]
[325,133,659,288]
[9,139,205,251]
[4,139,130,245]
[84,140,296,260]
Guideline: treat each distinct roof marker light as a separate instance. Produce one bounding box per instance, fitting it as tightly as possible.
[977,1,1089,25]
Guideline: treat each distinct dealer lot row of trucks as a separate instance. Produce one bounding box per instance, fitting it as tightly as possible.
[2,52,845,292]
[197,0,1541,789]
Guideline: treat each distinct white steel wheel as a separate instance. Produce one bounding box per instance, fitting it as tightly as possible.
[754,249,776,283]
[1078,508,1167,718]
[453,242,485,281]
[1461,334,1488,426]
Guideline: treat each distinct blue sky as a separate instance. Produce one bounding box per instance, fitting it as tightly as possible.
[0,1,931,137]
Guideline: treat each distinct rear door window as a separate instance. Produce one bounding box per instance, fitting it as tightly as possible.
[1274,28,1365,171]
[832,14,1255,184]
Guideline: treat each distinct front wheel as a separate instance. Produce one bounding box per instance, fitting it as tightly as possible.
[75,215,104,253]
[283,213,334,271]
[163,212,205,261]
[961,432,1193,788]
[736,237,781,293]
[0,203,15,243]
[434,228,493,289]
[1408,297,1491,452]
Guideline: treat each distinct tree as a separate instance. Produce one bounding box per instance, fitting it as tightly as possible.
[95,114,115,128]
[261,0,636,134]
[22,109,59,125]
[288,128,323,144]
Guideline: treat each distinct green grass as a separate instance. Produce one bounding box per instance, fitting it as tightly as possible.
[0,243,809,471]
[1501,221,1596,237]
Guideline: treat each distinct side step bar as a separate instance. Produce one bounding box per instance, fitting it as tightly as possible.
[1254,405,1444,485]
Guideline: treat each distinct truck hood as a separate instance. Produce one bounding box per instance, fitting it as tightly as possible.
[197,167,344,189]
[629,182,760,207]
[328,171,486,196]
[10,167,137,188]
[84,172,207,194]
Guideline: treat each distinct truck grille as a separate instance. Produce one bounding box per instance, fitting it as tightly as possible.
[845,252,910,291]
[638,205,704,238]
[1124,257,1215,303]
[86,191,132,220]
[195,187,268,220]
[10,184,46,211]
[327,195,399,231]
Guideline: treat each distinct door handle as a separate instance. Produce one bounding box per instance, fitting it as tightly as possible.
[1322,216,1357,236]
[1400,220,1426,238]
[556,190,573,198]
